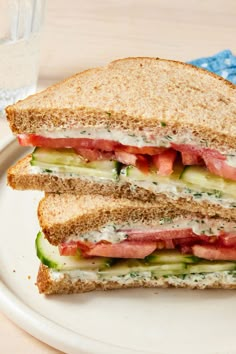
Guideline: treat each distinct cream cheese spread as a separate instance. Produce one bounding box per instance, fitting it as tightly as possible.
[49,268,236,287]
[37,127,235,157]
[30,164,236,208]
[66,217,236,244]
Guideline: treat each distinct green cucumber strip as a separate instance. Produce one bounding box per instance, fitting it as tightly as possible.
[188,261,236,273]
[36,232,112,271]
[31,147,121,179]
[98,261,187,278]
[120,161,184,183]
[31,160,119,179]
[146,250,200,264]
[180,165,236,198]
[32,147,85,166]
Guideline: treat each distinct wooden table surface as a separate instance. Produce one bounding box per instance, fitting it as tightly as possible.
[1,0,236,352]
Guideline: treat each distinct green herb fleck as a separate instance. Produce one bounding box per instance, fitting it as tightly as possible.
[152,182,158,185]
[185,188,193,194]
[193,192,202,198]
[213,190,222,198]
[105,111,111,117]
[80,131,86,134]
[43,169,52,173]
[160,121,167,127]
[129,272,138,278]
[164,135,173,141]
[159,217,173,225]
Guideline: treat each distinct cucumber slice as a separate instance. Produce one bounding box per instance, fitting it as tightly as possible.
[36,232,112,271]
[188,261,236,273]
[180,166,236,198]
[31,147,120,180]
[120,161,184,183]
[99,259,187,278]
[32,147,85,166]
[31,160,119,179]
[146,250,200,264]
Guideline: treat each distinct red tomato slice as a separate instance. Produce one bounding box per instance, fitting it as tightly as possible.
[202,148,226,161]
[171,144,225,162]
[152,149,177,176]
[18,134,119,151]
[121,228,195,241]
[192,244,236,261]
[116,145,166,155]
[59,242,78,256]
[202,154,236,181]
[115,151,137,165]
[115,152,149,173]
[86,241,157,258]
[220,233,236,247]
[171,143,200,154]
[163,239,175,249]
[136,155,149,174]
[181,151,204,165]
[74,148,114,161]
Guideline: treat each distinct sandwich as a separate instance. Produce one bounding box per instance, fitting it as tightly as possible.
[6,57,236,220]
[36,193,236,294]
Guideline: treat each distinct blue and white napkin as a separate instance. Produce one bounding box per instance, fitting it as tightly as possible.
[189,49,236,84]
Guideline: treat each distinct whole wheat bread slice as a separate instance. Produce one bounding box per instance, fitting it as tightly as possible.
[37,264,236,294]
[38,193,233,246]
[8,155,236,221]
[6,57,236,151]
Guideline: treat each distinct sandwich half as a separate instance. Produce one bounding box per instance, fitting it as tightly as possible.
[36,194,236,294]
[6,57,236,219]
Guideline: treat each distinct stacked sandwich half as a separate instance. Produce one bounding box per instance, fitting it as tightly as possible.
[7,57,236,294]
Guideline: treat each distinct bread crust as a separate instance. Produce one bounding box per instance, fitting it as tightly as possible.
[37,264,236,295]
[8,155,236,224]
[6,57,236,151]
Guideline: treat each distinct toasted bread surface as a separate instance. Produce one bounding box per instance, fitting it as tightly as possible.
[6,57,236,150]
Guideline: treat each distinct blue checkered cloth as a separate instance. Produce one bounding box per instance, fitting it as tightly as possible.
[189,50,236,84]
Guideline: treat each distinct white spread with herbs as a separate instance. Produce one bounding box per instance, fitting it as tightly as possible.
[29,164,236,208]
[49,268,236,287]
[129,180,236,208]
[37,126,235,157]
[66,217,236,244]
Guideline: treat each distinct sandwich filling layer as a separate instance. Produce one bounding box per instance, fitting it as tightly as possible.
[36,232,236,286]
[18,133,236,181]
[24,139,236,207]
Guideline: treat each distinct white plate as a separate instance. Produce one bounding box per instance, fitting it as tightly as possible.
[1,139,236,354]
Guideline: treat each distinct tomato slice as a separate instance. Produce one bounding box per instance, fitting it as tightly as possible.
[59,242,78,256]
[116,145,166,155]
[85,240,157,258]
[203,154,236,181]
[121,228,195,241]
[192,244,236,261]
[18,134,119,151]
[220,233,236,247]
[115,151,137,165]
[180,151,204,165]
[136,155,149,174]
[152,149,176,176]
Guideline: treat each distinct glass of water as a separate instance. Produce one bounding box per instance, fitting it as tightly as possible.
[0,0,45,116]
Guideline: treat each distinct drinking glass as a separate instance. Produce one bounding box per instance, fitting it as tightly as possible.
[0,0,45,116]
